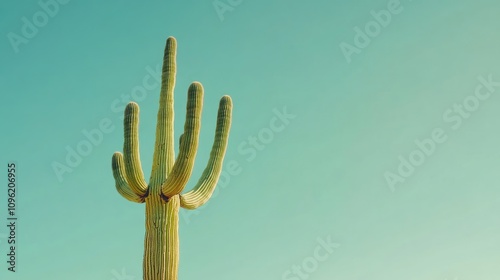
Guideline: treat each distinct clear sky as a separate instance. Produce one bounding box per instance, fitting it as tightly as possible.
[1,0,500,279]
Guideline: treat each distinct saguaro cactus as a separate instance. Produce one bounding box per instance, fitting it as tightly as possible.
[111,36,233,280]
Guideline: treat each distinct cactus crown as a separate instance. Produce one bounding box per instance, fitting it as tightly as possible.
[111,36,233,209]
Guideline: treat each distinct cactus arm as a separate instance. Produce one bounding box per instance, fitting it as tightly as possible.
[179,96,232,209]
[161,82,203,197]
[179,133,184,147]
[150,37,177,183]
[112,152,145,203]
[123,102,148,196]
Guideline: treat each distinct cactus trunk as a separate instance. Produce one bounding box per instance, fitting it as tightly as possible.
[143,192,179,280]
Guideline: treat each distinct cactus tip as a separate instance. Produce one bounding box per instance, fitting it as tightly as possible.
[166,36,177,47]
[188,81,204,92]
[125,102,139,111]
[220,95,232,106]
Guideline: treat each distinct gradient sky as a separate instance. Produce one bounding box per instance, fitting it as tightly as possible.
[1,0,500,279]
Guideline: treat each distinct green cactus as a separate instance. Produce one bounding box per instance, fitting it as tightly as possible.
[111,36,233,280]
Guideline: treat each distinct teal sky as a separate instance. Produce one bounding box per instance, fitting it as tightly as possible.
[1,0,500,279]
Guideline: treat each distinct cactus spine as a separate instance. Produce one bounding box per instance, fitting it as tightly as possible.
[111,36,233,280]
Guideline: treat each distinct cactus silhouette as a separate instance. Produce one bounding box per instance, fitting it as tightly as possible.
[111,36,233,280]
